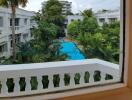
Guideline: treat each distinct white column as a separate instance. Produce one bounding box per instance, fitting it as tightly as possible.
[70,73,75,86]
[14,78,20,92]
[37,75,43,90]
[1,78,8,94]
[89,71,94,83]
[101,72,106,82]
[80,72,85,84]
[59,74,64,87]
[48,75,54,89]
[25,77,31,91]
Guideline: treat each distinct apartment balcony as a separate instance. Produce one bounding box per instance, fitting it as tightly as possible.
[0,59,120,99]
[9,26,31,34]
[0,52,8,58]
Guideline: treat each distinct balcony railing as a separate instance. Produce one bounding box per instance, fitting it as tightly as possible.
[0,59,120,98]
[0,52,7,58]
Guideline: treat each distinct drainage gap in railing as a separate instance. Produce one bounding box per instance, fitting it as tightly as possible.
[19,77,26,91]
[84,72,90,83]
[94,71,101,82]
[6,78,14,93]
[64,74,70,86]
[30,77,38,90]
[74,73,80,85]
[42,76,49,89]
[0,81,1,93]
[53,74,60,88]
[105,74,113,80]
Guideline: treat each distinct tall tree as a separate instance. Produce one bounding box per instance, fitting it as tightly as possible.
[81,9,93,18]
[43,0,63,25]
[42,0,65,37]
[0,0,28,62]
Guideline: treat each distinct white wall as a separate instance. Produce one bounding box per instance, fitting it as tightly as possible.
[0,7,35,58]
[95,8,120,26]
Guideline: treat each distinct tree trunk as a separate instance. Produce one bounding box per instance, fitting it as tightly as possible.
[11,6,16,62]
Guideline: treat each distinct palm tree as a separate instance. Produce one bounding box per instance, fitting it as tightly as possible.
[0,0,28,62]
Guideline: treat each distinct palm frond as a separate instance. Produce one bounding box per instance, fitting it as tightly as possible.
[19,0,28,7]
[0,0,8,7]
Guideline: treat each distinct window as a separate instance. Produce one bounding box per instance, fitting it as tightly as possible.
[24,18,28,25]
[0,0,127,99]
[0,44,7,53]
[23,33,28,40]
[109,18,117,23]
[0,45,3,53]
[10,18,20,26]
[99,18,105,23]
[71,19,74,21]
[0,17,3,27]
[0,30,2,34]
[78,19,81,21]
[10,34,21,47]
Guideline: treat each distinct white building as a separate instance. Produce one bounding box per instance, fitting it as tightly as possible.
[64,8,120,37]
[0,7,35,58]
[60,1,72,15]
[64,15,83,37]
[95,8,120,26]
[66,15,83,25]
[43,0,72,15]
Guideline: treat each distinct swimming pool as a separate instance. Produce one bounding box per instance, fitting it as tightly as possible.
[60,41,85,60]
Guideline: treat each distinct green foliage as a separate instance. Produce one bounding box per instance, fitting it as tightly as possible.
[67,8,120,63]
[67,14,98,39]
[102,21,120,48]
[78,32,119,63]
[67,20,80,38]
[80,17,98,34]
[81,9,94,18]
[42,0,64,27]
[0,0,28,8]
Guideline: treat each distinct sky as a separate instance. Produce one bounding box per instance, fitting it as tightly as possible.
[21,0,120,13]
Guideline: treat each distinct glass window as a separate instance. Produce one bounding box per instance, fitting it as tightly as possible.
[109,18,118,23]
[0,0,125,97]
[99,18,105,23]
[0,44,7,53]
[10,18,20,26]
[0,17,3,27]
[24,18,28,25]
[23,33,28,40]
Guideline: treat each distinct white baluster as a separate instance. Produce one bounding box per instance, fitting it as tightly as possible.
[37,76,43,90]
[59,74,64,87]
[1,78,8,94]
[70,73,75,86]
[25,77,31,91]
[89,71,94,83]
[48,75,54,89]
[113,76,120,81]
[101,72,106,82]
[14,78,20,92]
[80,72,85,84]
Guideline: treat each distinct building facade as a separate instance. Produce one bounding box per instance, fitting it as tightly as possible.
[43,0,72,15]
[0,7,35,58]
[64,8,120,37]
[60,1,72,15]
[95,8,120,26]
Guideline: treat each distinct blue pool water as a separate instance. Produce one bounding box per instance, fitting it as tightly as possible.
[60,41,85,60]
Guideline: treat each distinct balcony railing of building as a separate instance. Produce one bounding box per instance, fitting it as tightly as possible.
[0,59,120,98]
[0,52,7,58]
